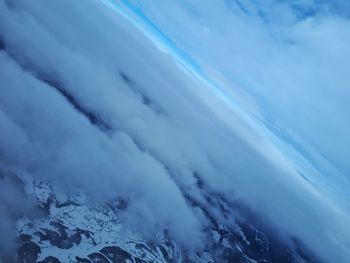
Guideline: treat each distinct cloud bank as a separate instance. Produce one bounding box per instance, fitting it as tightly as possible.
[0,0,349,262]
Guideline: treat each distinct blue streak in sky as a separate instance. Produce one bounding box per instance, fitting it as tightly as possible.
[120,0,201,73]
[116,0,257,125]
[102,0,314,157]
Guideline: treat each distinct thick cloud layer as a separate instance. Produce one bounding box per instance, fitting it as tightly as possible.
[122,0,350,186]
[115,0,350,259]
[0,0,349,262]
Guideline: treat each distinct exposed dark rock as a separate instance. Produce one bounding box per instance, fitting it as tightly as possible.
[216,247,247,263]
[50,222,68,239]
[55,200,81,208]
[100,246,132,263]
[75,228,94,240]
[134,258,147,263]
[87,252,110,263]
[76,257,92,263]
[38,256,61,263]
[34,222,83,250]
[17,241,41,263]
[159,245,172,262]
[17,234,32,243]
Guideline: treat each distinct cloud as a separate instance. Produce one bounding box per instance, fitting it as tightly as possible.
[0,0,204,249]
[0,0,350,262]
[105,0,350,261]
[121,0,350,179]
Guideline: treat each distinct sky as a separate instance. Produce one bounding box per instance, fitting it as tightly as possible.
[0,0,349,262]
[105,0,350,208]
[113,0,350,198]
